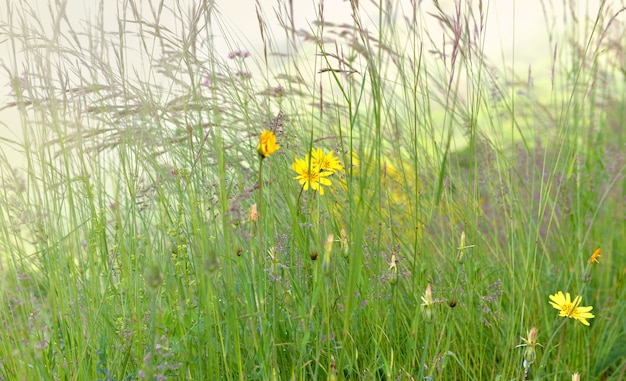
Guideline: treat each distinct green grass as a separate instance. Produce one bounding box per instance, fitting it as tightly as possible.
[1,0,626,380]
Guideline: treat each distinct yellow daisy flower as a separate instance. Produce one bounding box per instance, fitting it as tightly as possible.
[549,291,595,326]
[292,157,332,195]
[257,130,280,158]
[311,148,344,174]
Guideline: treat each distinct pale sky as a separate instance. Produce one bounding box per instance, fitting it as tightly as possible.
[0,0,621,169]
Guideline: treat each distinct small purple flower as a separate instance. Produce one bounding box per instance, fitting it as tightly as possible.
[228,50,251,59]
[273,86,285,97]
[236,71,252,79]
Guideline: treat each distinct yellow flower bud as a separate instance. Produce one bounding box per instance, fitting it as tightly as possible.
[257,130,280,158]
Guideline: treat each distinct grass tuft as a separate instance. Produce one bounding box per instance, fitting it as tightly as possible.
[1,0,626,379]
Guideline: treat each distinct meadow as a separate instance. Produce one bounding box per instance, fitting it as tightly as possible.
[1,0,625,380]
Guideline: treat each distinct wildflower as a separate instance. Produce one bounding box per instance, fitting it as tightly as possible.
[236,70,252,79]
[421,284,434,307]
[292,156,332,194]
[549,291,595,326]
[589,247,601,264]
[387,254,399,285]
[292,148,343,195]
[249,204,258,222]
[516,327,541,371]
[273,85,285,98]
[257,130,280,158]
[228,50,250,59]
[311,148,344,174]
[572,372,580,381]
[421,284,434,321]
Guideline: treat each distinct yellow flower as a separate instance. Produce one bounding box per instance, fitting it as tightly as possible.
[311,148,344,174]
[257,130,280,158]
[589,247,601,264]
[292,156,332,194]
[549,291,595,326]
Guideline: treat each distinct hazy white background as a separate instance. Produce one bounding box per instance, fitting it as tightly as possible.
[0,0,620,169]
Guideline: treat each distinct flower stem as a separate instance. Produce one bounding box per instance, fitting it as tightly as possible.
[258,157,264,259]
[536,317,568,377]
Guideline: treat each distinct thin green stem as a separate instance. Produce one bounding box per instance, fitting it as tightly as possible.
[536,317,568,378]
[259,157,264,259]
